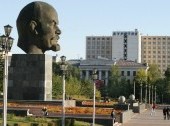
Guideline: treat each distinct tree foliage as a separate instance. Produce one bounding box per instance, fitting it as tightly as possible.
[108,65,132,98]
[52,62,100,99]
[163,66,170,103]
[135,69,147,84]
[147,64,161,85]
[52,73,62,97]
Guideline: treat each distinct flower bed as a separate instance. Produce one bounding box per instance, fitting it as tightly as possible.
[0,101,122,115]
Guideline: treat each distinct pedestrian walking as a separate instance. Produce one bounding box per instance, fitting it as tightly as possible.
[151,103,156,116]
[163,107,167,120]
[166,107,170,120]
[111,108,116,124]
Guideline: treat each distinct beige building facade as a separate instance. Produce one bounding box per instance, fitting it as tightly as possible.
[141,36,170,73]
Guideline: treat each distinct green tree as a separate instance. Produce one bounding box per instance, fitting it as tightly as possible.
[155,78,166,103]
[135,69,147,100]
[80,79,94,98]
[52,73,62,98]
[147,64,161,86]
[52,62,100,99]
[67,65,80,79]
[66,76,81,97]
[163,66,170,103]
[135,69,147,84]
[108,65,121,98]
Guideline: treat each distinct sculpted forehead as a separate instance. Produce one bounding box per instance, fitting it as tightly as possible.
[39,5,58,23]
[17,1,58,22]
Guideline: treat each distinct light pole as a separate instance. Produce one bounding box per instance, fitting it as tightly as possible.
[92,68,97,126]
[140,82,142,103]
[60,56,67,126]
[151,85,153,104]
[145,84,147,104]
[133,79,135,97]
[0,24,14,126]
[154,86,156,104]
[148,84,151,105]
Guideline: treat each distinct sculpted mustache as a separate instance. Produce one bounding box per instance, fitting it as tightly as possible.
[51,36,60,41]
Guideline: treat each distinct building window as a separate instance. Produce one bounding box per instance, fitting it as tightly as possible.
[133,71,136,76]
[121,71,124,76]
[127,71,130,76]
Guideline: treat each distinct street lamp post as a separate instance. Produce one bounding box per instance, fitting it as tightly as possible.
[154,86,156,104]
[133,80,135,97]
[92,68,97,126]
[60,56,67,126]
[148,84,151,105]
[145,84,147,104]
[0,24,14,126]
[151,85,153,104]
[140,82,142,103]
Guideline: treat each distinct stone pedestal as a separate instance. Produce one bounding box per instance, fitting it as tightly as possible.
[8,54,52,101]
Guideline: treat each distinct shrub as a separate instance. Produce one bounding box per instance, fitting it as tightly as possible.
[14,123,19,126]
[7,114,15,120]
[48,122,55,126]
[31,123,39,126]
[25,116,35,122]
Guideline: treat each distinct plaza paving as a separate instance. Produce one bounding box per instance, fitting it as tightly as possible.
[122,108,170,126]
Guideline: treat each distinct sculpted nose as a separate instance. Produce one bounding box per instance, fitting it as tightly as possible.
[56,27,61,35]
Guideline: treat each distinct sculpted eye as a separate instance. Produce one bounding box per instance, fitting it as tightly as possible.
[53,20,57,26]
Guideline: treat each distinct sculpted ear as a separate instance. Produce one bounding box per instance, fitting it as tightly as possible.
[29,21,38,35]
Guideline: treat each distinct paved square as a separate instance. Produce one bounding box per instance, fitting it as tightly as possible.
[122,108,170,126]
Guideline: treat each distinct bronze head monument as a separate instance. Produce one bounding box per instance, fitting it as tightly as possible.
[8,1,60,100]
[16,1,61,54]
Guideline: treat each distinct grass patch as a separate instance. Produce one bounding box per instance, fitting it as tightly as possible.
[0,114,105,126]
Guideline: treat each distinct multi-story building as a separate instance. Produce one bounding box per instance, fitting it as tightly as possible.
[86,29,141,63]
[86,30,170,74]
[78,59,148,86]
[141,36,170,73]
[86,36,112,60]
[112,29,141,63]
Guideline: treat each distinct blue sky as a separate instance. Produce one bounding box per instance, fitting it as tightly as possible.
[1,0,170,60]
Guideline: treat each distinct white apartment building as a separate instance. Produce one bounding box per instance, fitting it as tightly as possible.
[86,36,112,60]
[112,29,141,63]
[141,36,170,73]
